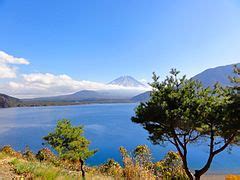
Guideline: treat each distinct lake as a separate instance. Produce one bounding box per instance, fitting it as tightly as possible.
[0,103,239,174]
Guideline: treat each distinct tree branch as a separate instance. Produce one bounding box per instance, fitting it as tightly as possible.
[213,134,235,155]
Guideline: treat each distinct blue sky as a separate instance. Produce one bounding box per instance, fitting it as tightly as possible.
[0,0,240,97]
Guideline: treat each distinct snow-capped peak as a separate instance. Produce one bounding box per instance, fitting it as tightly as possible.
[108,76,147,88]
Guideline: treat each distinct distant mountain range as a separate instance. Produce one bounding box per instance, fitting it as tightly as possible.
[0,64,239,108]
[24,76,147,102]
[25,90,135,102]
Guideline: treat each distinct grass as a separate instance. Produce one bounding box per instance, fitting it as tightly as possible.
[0,152,8,160]
[10,158,81,179]
[3,145,238,180]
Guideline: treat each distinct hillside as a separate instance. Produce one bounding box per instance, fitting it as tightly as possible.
[192,64,239,87]
[0,94,21,108]
[131,91,151,102]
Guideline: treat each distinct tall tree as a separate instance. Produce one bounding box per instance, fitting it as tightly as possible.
[43,119,97,178]
[132,69,240,180]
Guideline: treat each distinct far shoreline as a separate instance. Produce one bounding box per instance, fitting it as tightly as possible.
[0,101,138,109]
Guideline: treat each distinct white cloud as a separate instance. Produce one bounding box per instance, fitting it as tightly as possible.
[0,51,29,78]
[0,64,17,78]
[0,51,29,65]
[2,72,150,98]
[0,51,149,98]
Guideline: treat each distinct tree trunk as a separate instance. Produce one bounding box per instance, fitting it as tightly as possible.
[182,159,194,180]
[195,175,201,180]
[80,159,85,178]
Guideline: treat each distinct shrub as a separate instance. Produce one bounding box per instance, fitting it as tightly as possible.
[10,158,35,177]
[0,145,22,158]
[154,151,187,179]
[99,159,123,177]
[119,146,155,180]
[22,146,36,161]
[133,145,152,168]
[36,148,60,166]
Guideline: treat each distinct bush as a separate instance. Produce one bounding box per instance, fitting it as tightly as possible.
[133,145,152,168]
[0,145,22,158]
[10,158,35,177]
[153,151,187,179]
[22,146,36,161]
[119,146,155,180]
[99,159,123,177]
[36,148,60,166]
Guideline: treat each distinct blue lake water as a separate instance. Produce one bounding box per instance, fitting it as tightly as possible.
[0,103,239,174]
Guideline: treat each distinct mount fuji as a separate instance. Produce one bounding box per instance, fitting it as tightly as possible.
[108,75,147,88]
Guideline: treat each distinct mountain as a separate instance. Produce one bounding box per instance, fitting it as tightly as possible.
[25,76,148,103]
[131,91,151,102]
[192,64,239,87]
[132,63,239,102]
[24,90,137,102]
[28,90,104,102]
[0,94,21,108]
[108,76,146,88]
[3,65,238,107]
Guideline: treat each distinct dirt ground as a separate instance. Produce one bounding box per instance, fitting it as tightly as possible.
[0,158,21,179]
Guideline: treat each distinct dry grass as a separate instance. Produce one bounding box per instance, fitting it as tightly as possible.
[226,175,240,180]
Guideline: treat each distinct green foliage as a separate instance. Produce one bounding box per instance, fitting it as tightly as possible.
[11,158,35,175]
[43,119,97,162]
[10,158,78,179]
[43,119,97,177]
[154,151,187,179]
[132,68,240,179]
[228,64,240,144]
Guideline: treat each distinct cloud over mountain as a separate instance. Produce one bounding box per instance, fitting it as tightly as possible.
[6,73,148,98]
[0,51,149,98]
